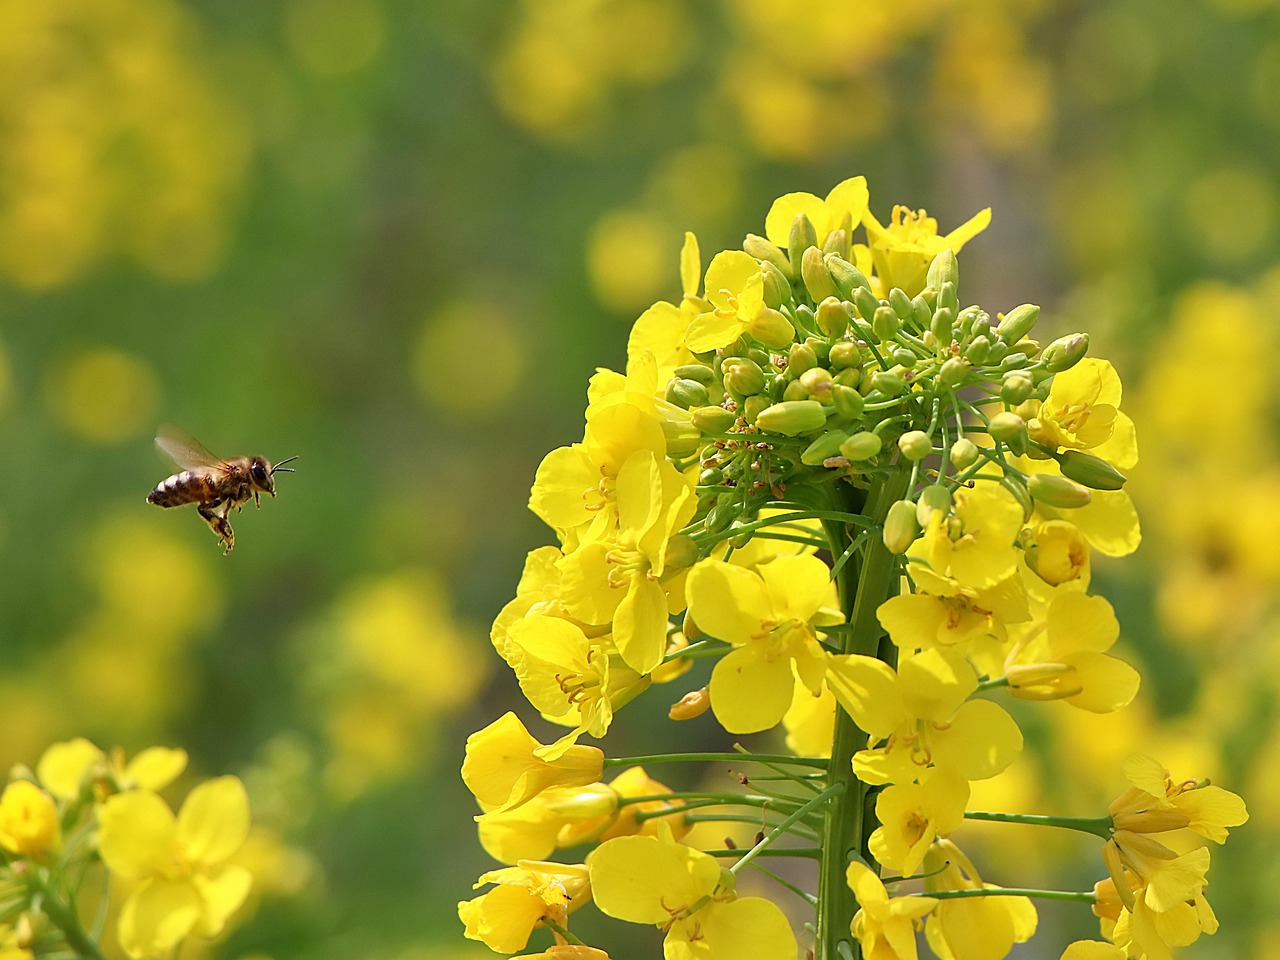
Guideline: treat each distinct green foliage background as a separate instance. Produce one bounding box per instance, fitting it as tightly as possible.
[1,1,1277,957]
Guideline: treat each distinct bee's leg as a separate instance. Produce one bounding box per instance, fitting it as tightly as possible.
[198,500,236,554]
[254,491,261,509]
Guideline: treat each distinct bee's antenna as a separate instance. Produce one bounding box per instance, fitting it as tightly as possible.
[271,456,300,475]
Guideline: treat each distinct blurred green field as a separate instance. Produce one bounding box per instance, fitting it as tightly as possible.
[1,1,1278,957]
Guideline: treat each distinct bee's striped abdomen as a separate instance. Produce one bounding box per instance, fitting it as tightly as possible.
[147,471,221,508]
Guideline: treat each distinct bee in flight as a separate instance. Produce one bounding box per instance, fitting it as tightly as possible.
[146,425,297,554]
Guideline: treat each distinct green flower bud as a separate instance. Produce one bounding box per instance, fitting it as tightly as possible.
[747,307,796,350]
[705,501,734,533]
[816,296,849,337]
[674,363,716,385]
[870,369,907,396]
[1000,372,1033,405]
[788,214,818,279]
[891,347,917,369]
[799,367,833,402]
[996,304,1040,344]
[690,405,736,434]
[824,253,871,301]
[949,437,980,470]
[747,347,771,367]
[1000,475,1034,522]
[743,395,770,424]
[926,248,958,292]
[883,499,921,554]
[831,384,865,419]
[801,246,835,303]
[801,429,851,466]
[664,418,701,458]
[916,483,952,528]
[804,336,830,365]
[744,233,792,279]
[889,287,914,324]
[1041,333,1090,373]
[912,296,932,333]
[930,306,954,346]
[847,287,876,322]
[822,227,849,258]
[698,466,722,486]
[999,352,1029,372]
[723,357,766,396]
[872,305,900,341]
[839,431,882,460]
[787,341,818,377]
[783,380,809,401]
[761,261,791,310]
[988,411,1026,443]
[938,280,959,317]
[1057,450,1127,490]
[1028,473,1093,509]
[829,339,862,370]
[833,367,861,388]
[664,534,700,571]
[666,377,709,409]
[987,340,1009,364]
[755,399,827,436]
[965,335,991,365]
[898,430,932,461]
[939,356,969,386]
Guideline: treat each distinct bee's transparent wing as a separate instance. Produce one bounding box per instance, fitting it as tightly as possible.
[155,424,227,471]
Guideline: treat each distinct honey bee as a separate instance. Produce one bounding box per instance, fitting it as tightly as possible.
[146,425,297,554]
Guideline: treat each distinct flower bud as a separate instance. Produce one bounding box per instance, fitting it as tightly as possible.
[744,233,792,278]
[815,296,849,337]
[950,437,979,470]
[852,286,881,322]
[986,340,1009,364]
[799,367,833,402]
[705,502,734,533]
[822,227,849,258]
[840,431,882,460]
[1000,372,1033,405]
[889,287,914,324]
[828,339,861,370]
[1057,450,1127,490]
[872,305,899,341]
[999,352,1029,372]
[755,400,827,436]
[665,377,709,409]
[833,367,861,388]
[747,308,796,350]
[869,369,907,396]
[988,411,1026,444]
[783,379,809,402]
[926,248,958,292]
[1028,473,1093,508]
[939,356,969,385]
[761,261,792,310]
[890,348,915,369]
[912,296,932,332]
[690,405,736,434]
[916,483,952,527]
[723,357,766,396]
[824,253,871,300]
[937,280,959,317]
[743,395,770,424]
[674,363,716,385]
[801,245,835,302]
[898,430,932,461]
[664,534,700,571]
[669,687,711,721]
[1041,333,1090,373]
[883,499,921,554]
[930,307,954,346]
[788,214,818,279]
[831,384,865,420]
[965,335,991,365]
[996,303,1040,344]
[787,341,818,377]
[801,429,851,466]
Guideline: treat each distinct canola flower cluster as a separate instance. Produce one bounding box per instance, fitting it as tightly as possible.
[458,178,1248,960]
[0,738,253,959]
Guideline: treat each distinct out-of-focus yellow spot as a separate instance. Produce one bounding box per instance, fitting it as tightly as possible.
[1183,165,1277,264]
[1063,9,1160,105]
[45,348,159,444]
[282,0,385,77]
[650,145,743,224]
[587,210,672,313]
[0,0,249,288]
[413,301,523,420]
[1053,163,1145,272]
[233,827,318,899]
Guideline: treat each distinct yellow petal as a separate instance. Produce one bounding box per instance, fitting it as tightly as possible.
[588,830,719,923]
[758,554,834,623]
[615,577,670,674]
[825,654,905,738]
[823,177,870,228]
[709,645,794,734]
[191,865,253,937]
[1063,652,1141,713]
[98,791,176,879]
[36,738,103,801]
[930,699,1023,780]
[940,207,992,252]
[666,897,797,960]
[680,232,701,298]
[118,880,200,959]
[686,560,771,646]
[764,192,827,248]
[124,748,188,792]
[176,777,250,867]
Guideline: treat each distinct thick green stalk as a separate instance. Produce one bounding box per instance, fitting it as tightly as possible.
[816,470,909,960]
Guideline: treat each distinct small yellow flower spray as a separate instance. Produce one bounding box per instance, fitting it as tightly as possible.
[461,177,1247,960]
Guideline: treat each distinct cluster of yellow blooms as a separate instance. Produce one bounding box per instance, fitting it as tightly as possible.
[458,177,1248,960]
[0,739,253,959]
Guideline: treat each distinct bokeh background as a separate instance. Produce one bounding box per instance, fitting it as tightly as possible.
[1,0,1278,957]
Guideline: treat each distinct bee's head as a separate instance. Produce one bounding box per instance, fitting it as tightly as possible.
[257,455,299,496]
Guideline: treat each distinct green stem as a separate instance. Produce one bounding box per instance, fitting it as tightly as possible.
[925,887,1096,903]
[29,870,105,960]
[817,470,910,960]
[732,785,840,876]
[604,753,827,769]
[963,811,1113,839]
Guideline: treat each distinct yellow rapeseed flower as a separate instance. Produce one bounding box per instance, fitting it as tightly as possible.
[0,781,59,858]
